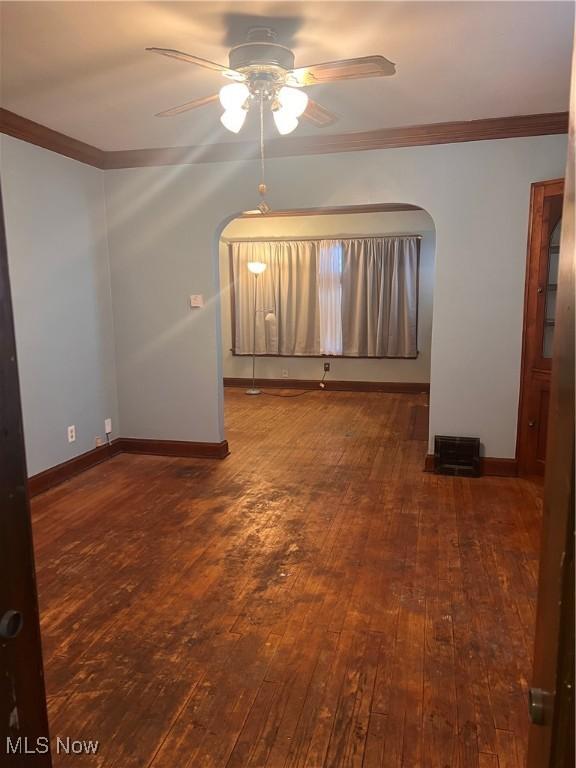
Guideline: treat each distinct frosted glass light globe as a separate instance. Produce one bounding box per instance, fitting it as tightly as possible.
[220,109,247,133]
[219,82,249,110]
[278,86,308,117]
[273,109,299,135]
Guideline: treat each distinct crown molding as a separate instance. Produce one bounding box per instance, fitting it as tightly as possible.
[0,108,105,168]
[103,111,569,168]
[1,108,568,171]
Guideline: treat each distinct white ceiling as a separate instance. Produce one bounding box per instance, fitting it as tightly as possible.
[1,1,573,151]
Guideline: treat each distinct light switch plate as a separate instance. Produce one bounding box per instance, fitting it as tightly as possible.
[190,294,204,308]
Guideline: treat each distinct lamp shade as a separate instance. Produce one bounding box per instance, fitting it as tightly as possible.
[273,109,299,135]
[219,82,249,110]
[221,108,247,133]
[247,261,267,274]
[278,86,308,117]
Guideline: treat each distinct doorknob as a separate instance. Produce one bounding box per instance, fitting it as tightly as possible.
[528,420,536,427]
[529,687,553,725]
[0,610,23,639]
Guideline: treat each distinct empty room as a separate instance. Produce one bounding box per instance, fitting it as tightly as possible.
[0,2,574,767]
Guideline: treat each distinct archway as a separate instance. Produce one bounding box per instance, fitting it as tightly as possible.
[214,203,437,454]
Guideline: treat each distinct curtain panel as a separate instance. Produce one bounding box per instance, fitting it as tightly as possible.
[341,237,419,357]
[229,235,419,358]
[230,240,321,356]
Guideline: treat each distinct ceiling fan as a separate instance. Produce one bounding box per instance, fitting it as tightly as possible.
[147,26,396,135]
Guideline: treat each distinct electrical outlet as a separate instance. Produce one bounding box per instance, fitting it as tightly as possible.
[95,436,103,447]
[67,425,76,443]
[104,418,112,434]
[324,362,331,372]
[281,369,289,378]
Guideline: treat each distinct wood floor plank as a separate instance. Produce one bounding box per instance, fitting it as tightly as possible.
[30,390,540,768]
[478,753,500,768]
[225,680,282,768]
[323,630,380,768]
[293,629,358,768]
[363,712,387,768]
[282,630,342,768]
[422,597,458,767]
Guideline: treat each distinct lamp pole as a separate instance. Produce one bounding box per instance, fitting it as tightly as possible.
[246,261,267,395]
[248,272,260,394]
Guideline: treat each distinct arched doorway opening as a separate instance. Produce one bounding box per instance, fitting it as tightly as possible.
[215,202,437,455]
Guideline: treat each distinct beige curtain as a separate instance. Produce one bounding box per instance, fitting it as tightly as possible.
[230,235,418,358]
[341,237,419,357]
[230,240,321,355]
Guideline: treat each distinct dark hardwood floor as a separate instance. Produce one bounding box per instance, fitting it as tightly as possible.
[31,390,541,767]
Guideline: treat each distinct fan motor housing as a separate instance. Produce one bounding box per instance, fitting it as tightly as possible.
[229,43,295,73]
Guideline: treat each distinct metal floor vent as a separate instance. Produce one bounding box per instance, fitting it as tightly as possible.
[433,435,481,477]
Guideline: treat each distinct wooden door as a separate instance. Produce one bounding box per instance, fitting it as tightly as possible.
[517,179,564,475]
[0,182,52,762]
[527,53,575,765]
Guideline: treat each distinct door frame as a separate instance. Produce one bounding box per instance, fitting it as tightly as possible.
[526,39,575,763]
[0,181,52,763]
[516,178,564,476]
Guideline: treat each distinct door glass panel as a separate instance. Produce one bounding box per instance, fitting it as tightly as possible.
[543,218,561,358]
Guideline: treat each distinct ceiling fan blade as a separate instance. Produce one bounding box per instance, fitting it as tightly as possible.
[155,93,220,117]
[301,99,337,127]
[288,55,396,86]
[146,47,245,81]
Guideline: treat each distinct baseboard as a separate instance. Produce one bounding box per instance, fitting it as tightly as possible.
[28,440,122,497]
[115,438,230,460]
[224,377,430,394]
[28,438,229,497]
[424,454,518,477]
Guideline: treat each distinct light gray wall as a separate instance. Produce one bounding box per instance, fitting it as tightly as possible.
[1,132,566,469]
[1,135,119,476]
[219,210,435,383]
[104,134,567,458]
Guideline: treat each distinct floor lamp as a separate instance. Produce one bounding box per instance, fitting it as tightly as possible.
[246,261,267,395]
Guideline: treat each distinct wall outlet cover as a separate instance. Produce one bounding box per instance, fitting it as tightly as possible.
[324,362,331,372]
[104,418,112,434]
[67,425,76,443]
[281,369,289,378]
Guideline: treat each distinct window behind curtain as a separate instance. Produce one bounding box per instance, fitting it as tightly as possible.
[230,236,419,358]
[317,241,343,356]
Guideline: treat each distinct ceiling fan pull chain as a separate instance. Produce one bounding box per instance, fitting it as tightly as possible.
[258,94,271,214]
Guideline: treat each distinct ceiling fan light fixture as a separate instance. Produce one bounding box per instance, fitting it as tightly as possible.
[277,86,308,118]
[273,108,299,135]
[149,41,393,132]
[219,82,250,111]
[221,108,247,133]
